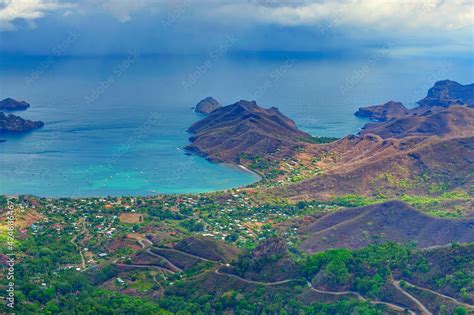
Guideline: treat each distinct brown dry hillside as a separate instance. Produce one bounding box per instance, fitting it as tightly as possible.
[354,100,409,121]
[284,135,473,198]
[279,106,474,199]
[417,79,474,108]
[299,201,474,253]
[360,105,474,139]
[221,237,301,282]
[186,100,311,163]
[174,236,241,262]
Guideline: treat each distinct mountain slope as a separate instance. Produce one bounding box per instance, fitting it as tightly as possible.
[299,201,474,253]
[279,106,474,198]
[186,100,311,163]
[360,105,474,139]
[354,101,409,121]
[417,79,474,108]
[174,236,241,262]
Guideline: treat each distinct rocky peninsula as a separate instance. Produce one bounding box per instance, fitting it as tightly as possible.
[354,101,409,121]
[186,100,311,163]
[355,80,474,122]
[417,79,474,108]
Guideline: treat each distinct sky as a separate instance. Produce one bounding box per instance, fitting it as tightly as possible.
[0,0,473,57]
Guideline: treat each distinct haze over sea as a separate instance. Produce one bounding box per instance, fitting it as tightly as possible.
[0,53,473,197]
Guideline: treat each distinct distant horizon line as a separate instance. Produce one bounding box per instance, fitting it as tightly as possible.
[1,49,473,61]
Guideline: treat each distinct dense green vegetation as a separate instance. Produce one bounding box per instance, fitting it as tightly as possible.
[300,136,340,144]
[2,211,472,314]
[1,192,472,314]
[301,242,473,306]
[330,192,473,218]
[303,243,410,296]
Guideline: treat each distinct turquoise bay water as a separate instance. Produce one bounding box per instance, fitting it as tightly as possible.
[0,54,473,197]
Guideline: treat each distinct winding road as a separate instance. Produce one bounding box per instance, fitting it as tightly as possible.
[212,269,415,314]
[397,279,474,310]
[392,278,432,315]
[138,238,153,248]
[126,239,444,314]
[214,269,300,286]
[70,219,87,269]
[146,248,183,273]
[306,281,415,314]
[114,263,175,274]
[152,247,217,263]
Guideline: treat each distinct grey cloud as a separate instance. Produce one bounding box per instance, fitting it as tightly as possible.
[0,0,472,57]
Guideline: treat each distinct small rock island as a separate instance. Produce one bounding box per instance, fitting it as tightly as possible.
[0,98,30,110]
[0,98,45,135]
[194,97,222,115]
[0,112,44,133]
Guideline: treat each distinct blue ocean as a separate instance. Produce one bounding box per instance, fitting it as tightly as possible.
[0,53,472,197]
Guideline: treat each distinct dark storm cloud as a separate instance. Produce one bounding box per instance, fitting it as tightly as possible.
[0,0,472,57]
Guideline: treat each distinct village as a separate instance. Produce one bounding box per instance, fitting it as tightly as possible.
[2,190,338,272]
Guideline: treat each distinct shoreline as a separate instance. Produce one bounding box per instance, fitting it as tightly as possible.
[223,163,262,180]
[238,164,251,173]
